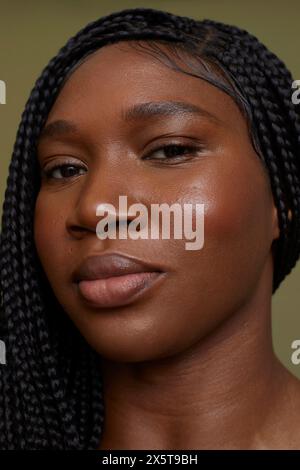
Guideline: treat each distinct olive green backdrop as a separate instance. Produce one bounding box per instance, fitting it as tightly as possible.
[1,0,300,377]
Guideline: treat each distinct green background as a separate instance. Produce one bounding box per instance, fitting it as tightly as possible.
[1,0,300,377]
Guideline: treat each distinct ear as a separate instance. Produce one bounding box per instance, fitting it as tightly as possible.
[271,204,292,241]
[271,203,280,241]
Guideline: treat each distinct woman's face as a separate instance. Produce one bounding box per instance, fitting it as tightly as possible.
[34,41,279,362]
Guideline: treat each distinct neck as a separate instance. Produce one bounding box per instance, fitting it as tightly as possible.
[98,258,296,449]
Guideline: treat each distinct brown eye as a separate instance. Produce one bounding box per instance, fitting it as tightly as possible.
[44,164,87,180]
[142,143,203,162]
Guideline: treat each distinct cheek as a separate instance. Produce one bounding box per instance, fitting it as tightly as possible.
[205,166,272,267]
[162,163,274,334]
[34,192,70,286]
[200,194,267,301]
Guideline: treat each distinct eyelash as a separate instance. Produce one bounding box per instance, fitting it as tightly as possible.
[42,143,204,180]
[43,162,87,180]
[143,143,203,162]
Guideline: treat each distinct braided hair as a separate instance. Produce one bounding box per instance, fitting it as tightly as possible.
[0,7,299,450]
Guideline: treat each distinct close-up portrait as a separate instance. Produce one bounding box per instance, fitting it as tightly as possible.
[1,1,300,453]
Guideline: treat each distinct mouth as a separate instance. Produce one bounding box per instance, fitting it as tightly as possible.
[72,252,166,309]
[77,271,164,308]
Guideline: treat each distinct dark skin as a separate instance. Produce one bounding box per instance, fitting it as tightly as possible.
[34,41,300,449]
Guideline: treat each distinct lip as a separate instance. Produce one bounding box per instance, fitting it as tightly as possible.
[72,252,166,308]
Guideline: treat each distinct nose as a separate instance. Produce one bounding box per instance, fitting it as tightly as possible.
[66,165,136,240]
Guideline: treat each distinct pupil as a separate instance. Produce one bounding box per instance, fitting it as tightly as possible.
[63,166,77,177]
[165,145,185,158]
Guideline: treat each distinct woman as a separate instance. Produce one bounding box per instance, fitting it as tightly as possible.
[1,6,300,450]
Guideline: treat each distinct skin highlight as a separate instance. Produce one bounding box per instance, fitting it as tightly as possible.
[33,41,300,450]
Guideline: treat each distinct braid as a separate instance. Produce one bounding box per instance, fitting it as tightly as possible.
[0,7,299,449]
[201,19,300,291]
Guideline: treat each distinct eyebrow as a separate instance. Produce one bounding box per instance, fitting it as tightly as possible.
[38,119,79,143]
[121,100,222,124]
[38,100,221,142]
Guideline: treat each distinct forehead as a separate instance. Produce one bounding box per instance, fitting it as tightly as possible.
[43,40,247,134]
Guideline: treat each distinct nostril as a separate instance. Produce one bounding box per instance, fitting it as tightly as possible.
[68,225,96,239]
[71,226,88,232]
